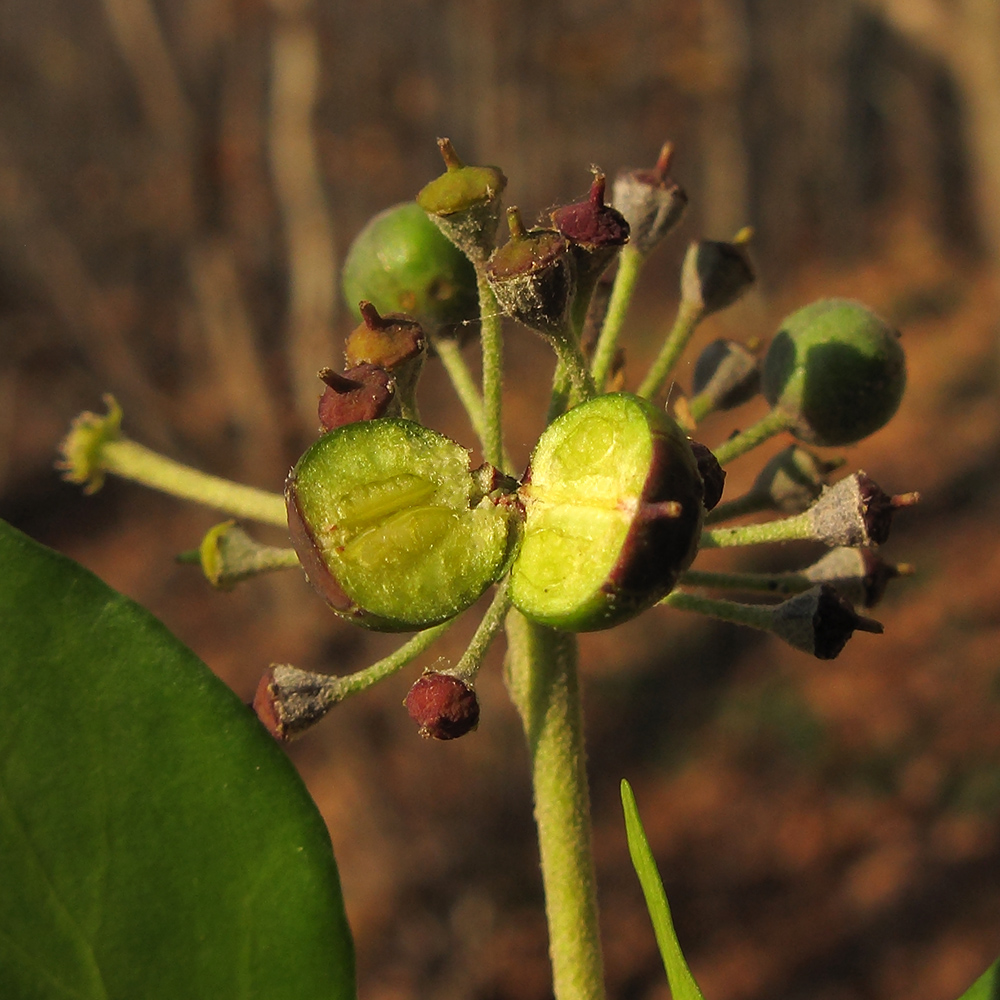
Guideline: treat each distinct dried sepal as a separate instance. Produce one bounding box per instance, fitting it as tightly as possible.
[57,394,123,494]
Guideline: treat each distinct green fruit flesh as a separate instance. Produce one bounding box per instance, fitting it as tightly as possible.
[512,393,697,631]
[288,420,512,630]
[762,299,906,446]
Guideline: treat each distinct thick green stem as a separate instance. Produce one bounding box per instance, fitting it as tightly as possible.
[710,408,792,467]
[590,245,644,390]
[101,438,287,527]
[546,357,573,423]
[504,611,605,1000]
[477,268,505,470]
[636,298,704,400]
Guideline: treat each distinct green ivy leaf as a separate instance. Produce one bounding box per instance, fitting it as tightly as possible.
[0,519,355,999]
[957,960,1000,1000]
[621,778,705,1000]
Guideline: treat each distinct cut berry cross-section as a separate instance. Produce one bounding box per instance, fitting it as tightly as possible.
[287,419,517,631]
[511,393,704,631]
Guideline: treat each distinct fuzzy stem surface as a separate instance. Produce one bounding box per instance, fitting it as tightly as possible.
[504,611,605,1000]
[710,407,792,466]
[590,245,643,389]
[636,298,704,400]
[101,438,287,526]
[432,336,488,443]
[327,619,455,701]
[679,567,812,596]
[661,590,776,631]
[700,510,813,548]
[452,580,511,681]
[477,268,505,470]
[553,329,597,407]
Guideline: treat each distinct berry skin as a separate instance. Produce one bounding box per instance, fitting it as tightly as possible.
[341,202,478,338]
[761,299,906,446]
[405,672,480,740]
[511,393,703,632]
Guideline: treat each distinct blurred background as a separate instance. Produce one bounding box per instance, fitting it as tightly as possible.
[3,0,1000,997]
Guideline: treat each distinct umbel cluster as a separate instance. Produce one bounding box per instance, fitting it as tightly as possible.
[60,139,916,743]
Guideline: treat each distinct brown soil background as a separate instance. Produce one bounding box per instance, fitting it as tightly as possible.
[3,3,1000,998]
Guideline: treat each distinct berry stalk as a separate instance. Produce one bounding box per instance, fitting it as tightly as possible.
[590,244,644,390]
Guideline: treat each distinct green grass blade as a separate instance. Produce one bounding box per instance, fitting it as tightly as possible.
[621,778,705,1000]
[957,960,1000,1000]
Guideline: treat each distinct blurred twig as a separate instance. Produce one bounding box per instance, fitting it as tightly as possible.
[0,138,174,449]
[186,240,286,481]
[98,0,198,235]
[266,1,339,437]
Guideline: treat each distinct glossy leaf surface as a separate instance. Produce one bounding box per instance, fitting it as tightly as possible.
[0,519,355,999]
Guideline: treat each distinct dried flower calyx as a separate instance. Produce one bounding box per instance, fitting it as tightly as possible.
[253,663,339,741]
[417,138,508,263]
[57,393,123,494]
[803,547,911,608]
[550,171,629,285]
[691,338,760,413]
[680,232,755,317]
[809,472,919,547]
[487,207,575,336]
[612,142,687,255]
[317,365,395,431]
[772,584,883,659]
[751,445,842,514]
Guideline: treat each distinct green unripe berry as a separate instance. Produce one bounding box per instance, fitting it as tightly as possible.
[287,419,516,631]
[511,393,703,632]
[761,299,906,446]
[342,202,478,338]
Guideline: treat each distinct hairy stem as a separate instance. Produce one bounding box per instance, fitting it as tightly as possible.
[452,580,511,682]
[504,611,605,1000]
[700,509,814,548]
[100,438,287,527]
[432,335,488,443]
[326,619,456,701]
[477,268,505,470]
[661,589,776,630]
[679,567,813,596]
[553,329,597,407]
[590,245,644,390]
[710,407,792,466]
[636,298,704,400]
